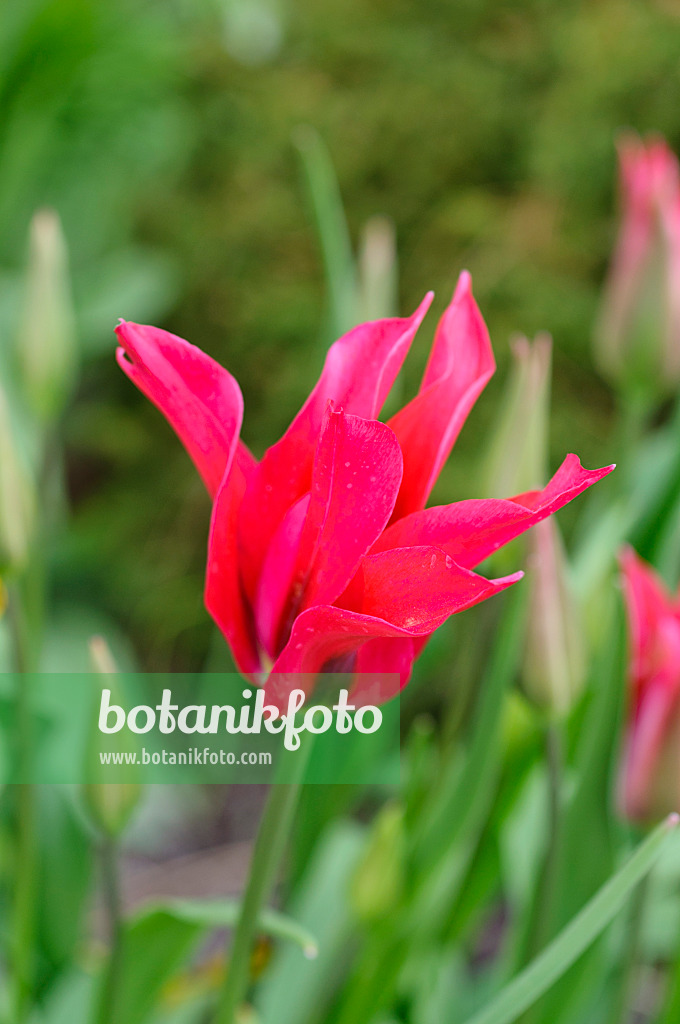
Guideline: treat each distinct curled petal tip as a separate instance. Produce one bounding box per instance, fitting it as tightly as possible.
[456,269,472,293]
[412,290,435,323]
[496,570,525,587]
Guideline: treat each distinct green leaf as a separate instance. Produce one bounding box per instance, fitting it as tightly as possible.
[293,125,358,342]
[255,820,366,1024]
[145,899,319,958]
[460,816,679,1024]
[103,898,318,1024]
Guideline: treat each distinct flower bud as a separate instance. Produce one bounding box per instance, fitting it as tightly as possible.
[618,548,680,822]
[522,518,586,716]
[17,209,77,422]
[484,333,551,499]
[0,381,35,573]
[485,335,586,715]
[358,216,398,322]
[594,134,680,401]
[349,801,405,922]
[83,636,142,837]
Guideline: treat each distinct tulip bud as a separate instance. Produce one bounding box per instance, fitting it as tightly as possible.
[83,636,142,837]
[349,801,405,922]
[484,333,551,499]
[485,335,586,715]
[358,216,398,322]
[0,382,35,572]
[522,518,586,716]
[618,548,680,822]
[17,209,77,422]
[594,134,680,401]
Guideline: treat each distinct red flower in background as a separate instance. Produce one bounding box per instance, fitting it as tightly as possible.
[595,134,680,390]
[619,548,680,821]
[116,272,612,704]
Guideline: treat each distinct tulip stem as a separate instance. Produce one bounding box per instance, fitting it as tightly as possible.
[606,872,649,1024]
[7,584,37,1023]
[94,836,124,1024]
[211,742,312,1024]
[533,722,565,959]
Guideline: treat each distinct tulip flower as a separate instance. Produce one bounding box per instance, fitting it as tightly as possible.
[116,272,613,706]
[595,134,680,398]
[619,548,680,822]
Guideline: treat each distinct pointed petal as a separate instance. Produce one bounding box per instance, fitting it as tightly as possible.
[205,454,261,676]
[620,546,678,695]
[373,456,615,568]
[339,546,522,633]
[511,454,615,513]
[265,605,416,707]
[351,637,415,704]
[265,546,519,706]
[620,677,677,820]
[238,294,433,601]
[254,494,309,659]
[116,322,244,498]
[388,272,494,519]
[291,407,403,612]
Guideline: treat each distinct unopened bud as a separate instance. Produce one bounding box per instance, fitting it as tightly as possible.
[83,636,141,836]
[0,382,35,572]
[484,334,551,499]
[349,801,404,922]
[595,134,680,401]
[359,216,398,322]
[522,518,586,717]
[618,548,680,822]
[18,209,77,421]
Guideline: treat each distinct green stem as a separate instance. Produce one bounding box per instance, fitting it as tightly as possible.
[652,858,680,1024]
[532,722,565,957]
[210,743,311,1024]
[606,873,649,1024]
[94,836,124,1024]
[7,585,37,1023]
[515,721,565,1024]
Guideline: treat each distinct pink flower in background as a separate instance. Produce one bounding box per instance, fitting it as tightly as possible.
[595,134,680,389]
[116,272,612,705]
[619,548,680,821]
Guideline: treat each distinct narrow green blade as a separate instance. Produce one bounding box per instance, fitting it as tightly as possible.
[462,815,679,1024]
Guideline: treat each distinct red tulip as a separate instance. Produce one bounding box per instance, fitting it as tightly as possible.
[619,548,680,821]
[595,134,680,395]
[116,272,613,705]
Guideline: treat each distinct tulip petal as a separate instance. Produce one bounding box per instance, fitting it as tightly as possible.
[373,455,615,568]
[351,637,416,704]
[266,550,520,706]
[388,272,494,520]
[339,546,522,633]
[292,407,403,612]
[238,294,433,600]
[116,322,245,498]
[266,605,416,706]
[620,546,679,695]
[205,454,261,677]
[621,674,680,820]
[255,494,309,659]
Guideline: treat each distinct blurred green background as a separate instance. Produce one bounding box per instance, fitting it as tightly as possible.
[2,0,680,673]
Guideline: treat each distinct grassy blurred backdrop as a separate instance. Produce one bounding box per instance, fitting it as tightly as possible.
[2,0,680,673]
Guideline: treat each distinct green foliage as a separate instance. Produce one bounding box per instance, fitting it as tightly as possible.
[2,2,680,1024]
